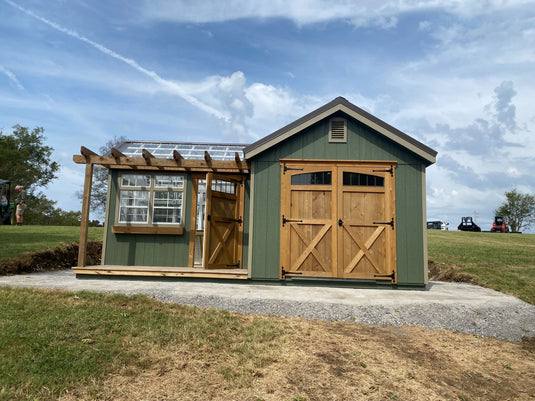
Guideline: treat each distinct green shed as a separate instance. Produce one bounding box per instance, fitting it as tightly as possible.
[74,97,436,288]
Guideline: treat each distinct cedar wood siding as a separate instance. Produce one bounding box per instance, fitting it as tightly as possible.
[103,171,250,269]
[249,113,428,286]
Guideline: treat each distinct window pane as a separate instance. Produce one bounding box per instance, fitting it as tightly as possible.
[121,174,150,187]
[118,190,149,223]
[291,171,332,185]
[153,191,183,224]
[343,172,384,187]
[212,180,236,194]
[155,175,184,189]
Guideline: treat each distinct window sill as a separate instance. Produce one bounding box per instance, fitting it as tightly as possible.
[112,226,184,235]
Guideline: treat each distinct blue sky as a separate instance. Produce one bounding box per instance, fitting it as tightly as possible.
[1,0,534,232]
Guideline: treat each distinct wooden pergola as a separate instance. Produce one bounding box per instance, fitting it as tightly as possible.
[73,146,250,268]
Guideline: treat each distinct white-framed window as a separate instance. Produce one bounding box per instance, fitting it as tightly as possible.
[118,173,185,225]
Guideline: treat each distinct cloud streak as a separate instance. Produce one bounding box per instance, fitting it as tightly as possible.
[139,0,533,27]
[4,0,230,123]
[0,64,24,90]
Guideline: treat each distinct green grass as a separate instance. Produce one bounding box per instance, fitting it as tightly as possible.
[428,230,535,304]
[0,226,103,262]
[0,287,281,400]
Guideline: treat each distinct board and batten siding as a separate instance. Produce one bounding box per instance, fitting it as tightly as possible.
[249,115,428,286]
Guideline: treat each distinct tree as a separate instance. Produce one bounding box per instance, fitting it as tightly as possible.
[0,125,59,188]
[77,136,126,218]
[24,192,81,226]
[494,189,535,233]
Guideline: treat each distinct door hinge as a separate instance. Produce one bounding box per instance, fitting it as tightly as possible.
[227,260,241,268]
[281,267,302,278]
[283,163,304,174]
[374,270,396,282]
[282,215,303,226]
[373,217,395,230]
[372,165,395,176]
[229,216,243,225]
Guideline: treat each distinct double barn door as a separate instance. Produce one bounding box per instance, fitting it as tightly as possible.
[280,161,397,282]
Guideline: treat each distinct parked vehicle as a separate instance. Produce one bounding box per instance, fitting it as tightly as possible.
[427,220,448,230]
[491,216,509,233]
[0,179,12,225]
[457,216,481,232]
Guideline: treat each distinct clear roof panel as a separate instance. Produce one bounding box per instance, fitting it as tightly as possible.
[115,141,247,161]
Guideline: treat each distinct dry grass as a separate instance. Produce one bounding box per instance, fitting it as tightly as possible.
[58,316,535,401]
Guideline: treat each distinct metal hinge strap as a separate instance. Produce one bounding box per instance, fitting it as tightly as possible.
[283,164,304,174]
[374,270,396,282]
[373,217,395,230]
[282,215,303,226]
[372,165,394,176]
[281,267,302,278]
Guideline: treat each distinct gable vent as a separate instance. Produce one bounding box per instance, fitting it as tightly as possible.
[329,118,347,143]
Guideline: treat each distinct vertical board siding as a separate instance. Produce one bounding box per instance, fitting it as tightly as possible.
[250,115,428,285]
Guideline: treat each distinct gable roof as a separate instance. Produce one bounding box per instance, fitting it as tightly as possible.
[244,97,437,165]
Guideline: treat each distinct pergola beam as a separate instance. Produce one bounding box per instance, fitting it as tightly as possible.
[73,153,250,173]
[235,152,243,173]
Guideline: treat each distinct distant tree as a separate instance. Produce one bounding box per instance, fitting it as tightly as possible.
[494,189,535,233]
[77,136,126,219]
[24,193,81,226]
[0,125,59,188]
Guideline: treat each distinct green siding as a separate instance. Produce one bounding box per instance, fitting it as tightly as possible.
[249,115,428,285]
[103,171,250,268]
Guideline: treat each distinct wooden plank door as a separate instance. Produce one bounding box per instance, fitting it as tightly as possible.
[203,173,244,269]
[280,164,336,278]
[337,164,396,282]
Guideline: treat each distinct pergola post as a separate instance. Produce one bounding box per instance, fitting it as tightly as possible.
[78,161,94,267]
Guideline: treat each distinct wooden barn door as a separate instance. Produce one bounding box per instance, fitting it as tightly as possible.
[280,161,396,282]
[337,165,396,281]
[280,164,336,278]
[203,173,244,269]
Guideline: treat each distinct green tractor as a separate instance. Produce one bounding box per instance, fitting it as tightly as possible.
[0,179,13,225]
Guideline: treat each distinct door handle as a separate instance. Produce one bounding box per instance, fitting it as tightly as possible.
[338,219,343,226]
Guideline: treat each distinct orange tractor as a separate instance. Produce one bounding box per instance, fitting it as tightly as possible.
[491,216,509,233]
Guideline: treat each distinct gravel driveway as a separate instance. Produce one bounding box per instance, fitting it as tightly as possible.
[1,270,534,342]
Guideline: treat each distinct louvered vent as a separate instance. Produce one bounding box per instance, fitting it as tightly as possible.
[329,118,347,142]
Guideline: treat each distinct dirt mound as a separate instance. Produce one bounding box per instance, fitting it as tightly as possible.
[428,260,474,283]
[0,241,102,275]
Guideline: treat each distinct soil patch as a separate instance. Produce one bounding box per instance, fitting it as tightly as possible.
[428,260,474,283]
[0,240,102,275]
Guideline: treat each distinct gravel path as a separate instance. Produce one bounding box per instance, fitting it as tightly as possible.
[1,270,534,342]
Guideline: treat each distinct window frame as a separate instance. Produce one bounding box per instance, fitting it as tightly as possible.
[116,172,186,227]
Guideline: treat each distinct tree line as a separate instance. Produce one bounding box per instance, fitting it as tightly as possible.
[0,125,80,226]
